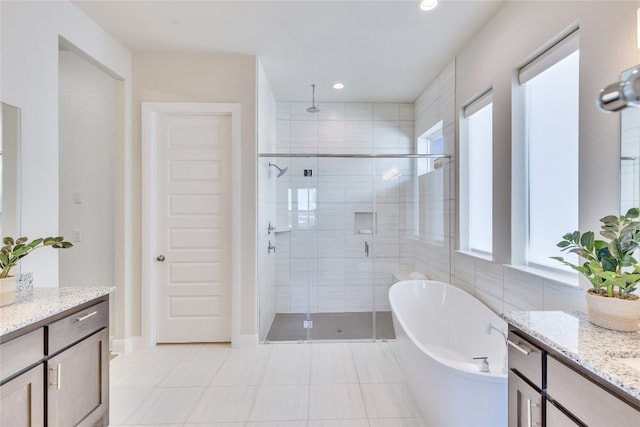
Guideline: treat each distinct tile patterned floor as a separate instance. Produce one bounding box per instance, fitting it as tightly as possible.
[109,341,426,426]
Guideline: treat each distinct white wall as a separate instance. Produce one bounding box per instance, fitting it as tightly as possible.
[132,52,257,340]
[1,1,130,287]
[451,1,640,313]
[59,49,116,288]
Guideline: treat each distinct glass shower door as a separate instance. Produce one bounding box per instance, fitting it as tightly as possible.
[289,157,318,341]
[307,157,377,341]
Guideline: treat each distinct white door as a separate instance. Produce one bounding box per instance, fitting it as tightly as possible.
[154,111,232,343]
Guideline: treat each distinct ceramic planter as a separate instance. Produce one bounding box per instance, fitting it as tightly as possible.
[0,276,16,307]
[585,290,640,332]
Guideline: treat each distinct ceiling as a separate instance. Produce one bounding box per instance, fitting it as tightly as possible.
[72,0,505,103]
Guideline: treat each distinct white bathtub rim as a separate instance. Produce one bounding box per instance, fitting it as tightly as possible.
[390,279,507,383]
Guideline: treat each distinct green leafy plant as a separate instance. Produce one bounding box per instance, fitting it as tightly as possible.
[0,236,73,279]
[552,208,640,299]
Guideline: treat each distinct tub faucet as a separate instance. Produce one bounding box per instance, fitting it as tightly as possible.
[473,356,490,373]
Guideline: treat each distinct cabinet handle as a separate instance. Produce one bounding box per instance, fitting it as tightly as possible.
[76,310,98,322]
[507,339,531,355]
[50,364,62,390]
[57,363,62,390]
[527,399,541,427]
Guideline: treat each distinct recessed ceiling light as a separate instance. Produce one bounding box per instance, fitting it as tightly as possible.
[418,0,438,12]
[332,82,345,90]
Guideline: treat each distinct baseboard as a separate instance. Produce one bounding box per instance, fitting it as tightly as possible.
[232,333,258,349]
[114,334,256,351]
[111,336,145,354]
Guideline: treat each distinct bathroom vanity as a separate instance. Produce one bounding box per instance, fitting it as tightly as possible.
[0,287,113,426]
[504,311,640,426]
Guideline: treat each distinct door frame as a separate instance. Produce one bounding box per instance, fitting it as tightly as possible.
[141,102,241,348]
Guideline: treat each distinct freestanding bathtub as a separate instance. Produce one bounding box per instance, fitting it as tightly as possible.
[389,280,507,427]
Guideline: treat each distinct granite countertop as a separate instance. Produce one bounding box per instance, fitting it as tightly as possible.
[503,310,640,404]
[0,286,115,337]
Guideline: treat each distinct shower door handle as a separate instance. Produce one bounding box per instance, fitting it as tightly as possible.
[364,241,369,257]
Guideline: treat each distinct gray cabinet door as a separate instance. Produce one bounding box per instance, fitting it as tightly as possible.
[47,328,109,427]
[508,370,542,427]
[0,364,45,426]
[547,356,640,426]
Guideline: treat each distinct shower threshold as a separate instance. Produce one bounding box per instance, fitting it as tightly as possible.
[265,311,395,342]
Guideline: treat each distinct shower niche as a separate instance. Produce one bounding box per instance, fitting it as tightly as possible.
[354,212,376,235]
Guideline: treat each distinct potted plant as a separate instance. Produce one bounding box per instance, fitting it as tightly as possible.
[552,208,640,331]
[0,236,73,307]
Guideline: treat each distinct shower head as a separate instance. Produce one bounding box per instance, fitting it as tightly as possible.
[269,162,288,177]
[306,84,320,113]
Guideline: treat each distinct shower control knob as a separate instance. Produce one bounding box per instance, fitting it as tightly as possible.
[156,255,165,262]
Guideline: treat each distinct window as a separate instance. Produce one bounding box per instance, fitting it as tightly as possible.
[461,91,493,256]
[417,121,443,176]
[517,30,579,270]
[416,121,444,241]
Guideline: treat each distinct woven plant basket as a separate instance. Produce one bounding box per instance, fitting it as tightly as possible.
[585,289,640,332]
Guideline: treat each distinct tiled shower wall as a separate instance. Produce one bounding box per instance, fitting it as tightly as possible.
[257,62,278,340]
[272,102,416,313]
[409,59,456,284]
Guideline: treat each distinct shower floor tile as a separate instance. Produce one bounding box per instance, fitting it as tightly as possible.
[265,311,395,341]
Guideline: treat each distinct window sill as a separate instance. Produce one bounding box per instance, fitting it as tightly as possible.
[505,264,579,288]
[455,249,493,263]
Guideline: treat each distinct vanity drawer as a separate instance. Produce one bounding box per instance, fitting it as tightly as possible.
[0,328,44,382]
[48,301,108,355]
[547,356,640,426]
[508,331,544,389]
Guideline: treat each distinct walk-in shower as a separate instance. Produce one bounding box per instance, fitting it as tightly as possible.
[258,152,451,342]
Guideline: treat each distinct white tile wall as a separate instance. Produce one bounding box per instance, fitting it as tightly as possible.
[476,259,504,300]
[273,101,415,314]
[318,102,347,121]
[451,249,587,315]
[346,103,374,120]
[402,58,457,289]
[346,121,374,153]
[257,63,278,340]
[543,279,587,312]
[503,267,545,310]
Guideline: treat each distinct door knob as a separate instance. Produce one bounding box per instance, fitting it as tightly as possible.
[156,255,165,262]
